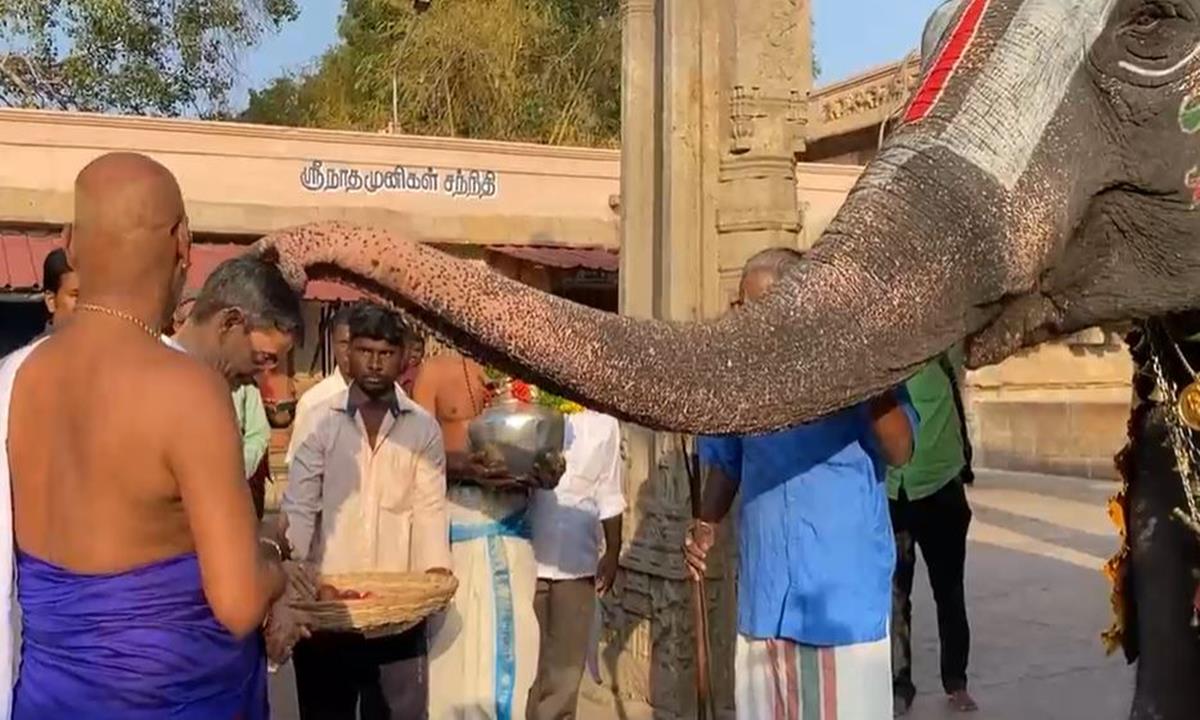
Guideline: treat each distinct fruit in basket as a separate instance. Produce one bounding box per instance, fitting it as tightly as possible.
[317,583,374,601]
[295,573,459,638]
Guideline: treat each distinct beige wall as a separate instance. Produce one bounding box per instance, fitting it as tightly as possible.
[964,336,1132,479]
[0,108,620,248]
[795,162,863,245]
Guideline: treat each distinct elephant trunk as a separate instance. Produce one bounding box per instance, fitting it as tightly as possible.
[261,145,1017,435]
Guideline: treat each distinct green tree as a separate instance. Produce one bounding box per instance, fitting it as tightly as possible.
[0,0,299,116]
[812,17,821,80]
[241,0,821,147]
[242,0,621,147]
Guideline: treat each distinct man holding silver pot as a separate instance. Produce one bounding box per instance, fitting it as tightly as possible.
[414,347,565,720]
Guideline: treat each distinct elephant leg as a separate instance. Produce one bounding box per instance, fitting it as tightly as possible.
[1128,408,1200,720]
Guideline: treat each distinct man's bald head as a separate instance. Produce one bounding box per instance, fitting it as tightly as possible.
[737,247,804,306]
[73,152,185,252]
[67,153,190,324]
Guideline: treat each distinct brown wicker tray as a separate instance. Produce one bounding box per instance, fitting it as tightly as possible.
[290,572,458,638]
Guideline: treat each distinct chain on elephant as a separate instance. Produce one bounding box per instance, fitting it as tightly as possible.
[1106,323,1200,719]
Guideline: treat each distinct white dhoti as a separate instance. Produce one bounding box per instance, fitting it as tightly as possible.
[0,343,41,720]
[429,486,538,720]
[735,634,892,720]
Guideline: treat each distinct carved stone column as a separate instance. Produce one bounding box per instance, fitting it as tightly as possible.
[716,0,811,303]
[598,1,812,717]
[618,0,657,323]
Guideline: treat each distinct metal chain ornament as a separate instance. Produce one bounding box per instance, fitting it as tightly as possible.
[1146,331,1200,540]
[75,303,160,339]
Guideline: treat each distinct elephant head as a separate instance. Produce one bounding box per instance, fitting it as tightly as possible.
[259,0,1200,436]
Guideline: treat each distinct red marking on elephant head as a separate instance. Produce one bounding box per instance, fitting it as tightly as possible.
[904,0,991,124]
[1187,167,1200,208]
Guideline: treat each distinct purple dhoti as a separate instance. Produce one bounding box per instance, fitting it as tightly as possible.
[13,550,267,720]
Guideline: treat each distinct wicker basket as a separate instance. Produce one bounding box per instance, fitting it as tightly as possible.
[291,572,458,638]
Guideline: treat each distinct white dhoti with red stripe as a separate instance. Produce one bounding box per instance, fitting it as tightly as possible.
[734,634,892,720]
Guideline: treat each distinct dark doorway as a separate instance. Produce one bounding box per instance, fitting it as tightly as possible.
[0,299,46,357]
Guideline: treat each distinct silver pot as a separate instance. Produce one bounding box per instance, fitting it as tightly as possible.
[467,397,565,479]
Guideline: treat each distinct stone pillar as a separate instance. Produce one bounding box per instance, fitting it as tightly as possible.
[595,1,813,718]
[716,0,812,302]
[618,0,656,323]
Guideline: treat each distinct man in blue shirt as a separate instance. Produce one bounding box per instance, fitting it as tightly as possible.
[684,247,917,719]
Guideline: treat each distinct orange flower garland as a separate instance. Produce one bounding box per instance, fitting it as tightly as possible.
[484,369,584,415]
[1102,430,1134,657]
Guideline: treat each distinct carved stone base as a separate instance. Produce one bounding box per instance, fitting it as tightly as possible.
[588,564,737,718]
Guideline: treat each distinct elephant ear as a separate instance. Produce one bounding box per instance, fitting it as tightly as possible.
[921,0,966,72]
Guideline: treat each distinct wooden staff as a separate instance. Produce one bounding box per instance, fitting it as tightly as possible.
[679,434,715,720]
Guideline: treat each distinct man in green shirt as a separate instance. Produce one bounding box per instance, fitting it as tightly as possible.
[232,383,271,512]
[889,348,977,715]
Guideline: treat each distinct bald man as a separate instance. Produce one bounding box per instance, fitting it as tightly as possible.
[0,153,292,720]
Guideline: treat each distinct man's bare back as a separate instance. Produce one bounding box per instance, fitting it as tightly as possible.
[5,152,280,638]
[412,351,489,456]
[9,327,242,571]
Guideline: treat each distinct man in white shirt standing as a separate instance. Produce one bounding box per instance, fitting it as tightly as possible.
[527,409,625,720]
[286,304,354,466]
[283,302,451,719]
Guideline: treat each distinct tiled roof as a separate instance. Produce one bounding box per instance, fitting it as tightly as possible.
[0,231,61,290]
[0,233,360,301]
[487,245,618,272]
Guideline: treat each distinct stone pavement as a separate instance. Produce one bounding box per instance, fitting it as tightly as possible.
[889,470,1132,720]
[269,469,1135,719]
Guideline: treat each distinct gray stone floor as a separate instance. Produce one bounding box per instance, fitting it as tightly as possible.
[270,470,1135,719]
[892,470,1132,720]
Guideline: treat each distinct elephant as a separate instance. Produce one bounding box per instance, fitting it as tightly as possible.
[255,0,1200,717]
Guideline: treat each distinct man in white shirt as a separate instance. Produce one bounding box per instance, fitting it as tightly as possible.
[286,305,354,465]
[527,409,625,720]
[283,302,451,719]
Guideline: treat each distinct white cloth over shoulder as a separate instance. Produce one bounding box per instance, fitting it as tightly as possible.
[530,410,625,580]
[0,341,46,720]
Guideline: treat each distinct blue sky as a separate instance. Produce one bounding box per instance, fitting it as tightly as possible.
[812,1,945,80]
[236,1,945,106]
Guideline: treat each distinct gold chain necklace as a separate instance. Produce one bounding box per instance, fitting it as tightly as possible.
[75,302,160,339]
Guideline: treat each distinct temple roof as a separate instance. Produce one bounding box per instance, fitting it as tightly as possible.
[806,56,922,143]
